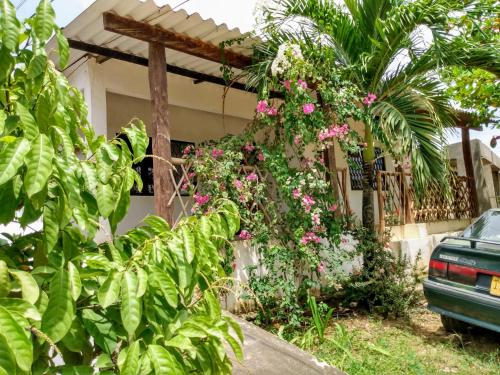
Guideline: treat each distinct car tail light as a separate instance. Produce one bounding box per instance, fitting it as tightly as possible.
[448,263,477,286]
[429,259,447,278]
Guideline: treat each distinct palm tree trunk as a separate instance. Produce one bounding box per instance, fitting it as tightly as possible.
[362,123,375,232]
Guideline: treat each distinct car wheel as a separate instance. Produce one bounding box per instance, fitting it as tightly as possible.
[440,315,469,333]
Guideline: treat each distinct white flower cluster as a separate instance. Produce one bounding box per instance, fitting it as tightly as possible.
[271,42,303,77]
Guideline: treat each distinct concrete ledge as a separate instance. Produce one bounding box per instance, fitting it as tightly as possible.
[227,315,344,375]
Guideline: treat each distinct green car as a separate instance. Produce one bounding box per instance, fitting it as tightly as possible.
[424,209,500,333]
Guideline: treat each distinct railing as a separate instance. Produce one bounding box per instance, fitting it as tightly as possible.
[376,171,476,233]
[167,159,350,226]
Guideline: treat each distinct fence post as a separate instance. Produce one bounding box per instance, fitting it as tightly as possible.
[402,172,414,224]
[376,171,385,235]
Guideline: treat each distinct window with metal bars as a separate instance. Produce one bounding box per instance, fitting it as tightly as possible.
[348,147,385,190]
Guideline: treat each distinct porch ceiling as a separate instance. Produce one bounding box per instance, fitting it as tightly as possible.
[52,0,256,79]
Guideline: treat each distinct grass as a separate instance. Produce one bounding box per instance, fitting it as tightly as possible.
[290,307,500,375]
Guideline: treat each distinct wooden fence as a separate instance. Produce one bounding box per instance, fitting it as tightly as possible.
[376,170,476,233]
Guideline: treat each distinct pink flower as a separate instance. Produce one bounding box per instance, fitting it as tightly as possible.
[294,135,302,145]
[292,188,301,200]
[211,148,224,158]
[302,194,315,210]
[233,179,243,190]
[239,194,247,203]
[318,123,350,142]
[183,145,193,156]
[363,92,377,106]
[297,79,308,90]
[302,103,315,115]
[188,172,196,179]
[244,143,255,152]
[239,230,252,240]
[266,107,278,116]
[317,261,325,274]
[300,232,321,245]
[194,193,210,206]
[257,152,265,161]
[256,100,268,113]
[283,80,291,91]
[246,172,258,182]
[312,213,321,226]
[195,148,203,158]
[329,204,338,212]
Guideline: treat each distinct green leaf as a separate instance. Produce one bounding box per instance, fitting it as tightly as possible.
[24,133,54,197]
[181,225,195,263]
[61,317,88,353]
[81,309,117,355]
[0,333,16,375]
[81,163,98,194]
[96,182,114,218]
[136,267,147,298]
[41,269,75,342]
[225,316,244,344]
[8,269,39,305]
[43,200,59,253]
[149,267,178,308]
[97,270,122,308]
[120,341,140,375]
[224,331,243,362]
[0,306,32,372]
[148,345,185,375]
[33,0,55,42]
[121,270,142,339]
[68,262,81,301]
[16,103,39,141]
[50,126,75,161]
[0,0,20,51]
[0,138,30,186]
[0,260,10,298]
[143,215,170,234]
[26,54,47,79]
[109,181,130,234]
[0,298,41,321]
[123,121,148,159]
[0,111,5,135]
[56,29,69,68]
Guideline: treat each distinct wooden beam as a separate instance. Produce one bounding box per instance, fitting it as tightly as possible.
[103,12,252,70]
[461,127,479,217]
[148,42,174,225]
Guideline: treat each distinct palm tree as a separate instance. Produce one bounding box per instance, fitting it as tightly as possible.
[249,0,499,232]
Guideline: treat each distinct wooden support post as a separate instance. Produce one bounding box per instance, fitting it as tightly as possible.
[148,42,174,225]
[462,127,479,217]
[323,145,341,217]
[376,171,385,234]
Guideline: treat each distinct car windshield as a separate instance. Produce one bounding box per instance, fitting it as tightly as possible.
[462,210,500,242]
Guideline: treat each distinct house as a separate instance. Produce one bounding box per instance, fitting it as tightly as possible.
[49,0,478,270]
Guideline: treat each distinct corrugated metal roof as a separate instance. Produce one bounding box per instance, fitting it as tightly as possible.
[59,0,255,77]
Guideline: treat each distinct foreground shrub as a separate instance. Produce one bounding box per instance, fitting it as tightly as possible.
[0,1,242,373]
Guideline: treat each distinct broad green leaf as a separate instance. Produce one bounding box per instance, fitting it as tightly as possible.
[109,181,130,234]
[96,182,114,218]
[16,103,39,141]
[143,215,170,234]
[81,163,98,194]
[164,334,194,353]
[26,54,47,79]
[0,138,30,186]
[225,316,244,344]
[136,267,147,298]
[181,225,195,263]
[0,333,16,375]
[224,331,243,362]
[24,134,54,197]
[97,270,122,308]
[0,260,10,298]
[33,0,55,42]
[56,29,69,68]
[41,269,75,342]
[43,200,59,253]
[8,269,39,305]
[120,341,140,375]
[0,111,5,135]
[123,121,148,159]
[50,126,75,161]
[148,345,185,375]
[81,309,117,355]
[149,267,178,308]
[121,270,142,339]
[168,234,189,290]
[0,298,41,321]
[0,0,20,51]
[222,201,240,236]
[0,180,18,224]
[68,262,81,301]
[0,306,32,372]
[61,317,88,353]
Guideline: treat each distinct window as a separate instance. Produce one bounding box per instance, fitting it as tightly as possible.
[127,137,194,196]
[348,147,385,190]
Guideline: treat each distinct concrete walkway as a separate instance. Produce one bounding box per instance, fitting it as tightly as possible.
[228,315,344,375]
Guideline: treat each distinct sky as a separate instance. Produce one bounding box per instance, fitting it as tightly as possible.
[14,0,498,154]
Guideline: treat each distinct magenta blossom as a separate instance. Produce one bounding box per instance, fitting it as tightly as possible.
[297,79,308,90]
[302,195,315,213]
[243,143,255,152]
[256,100,268,113]
[329,204,338,212]
[266,107,278,116]
[317,261,326,274]
[300,232,321,245]
[292,188,301,200]
[319,123,350,142]
[257,152,265,161]
[302,103,315,115]
[195,148,203,158]
[294,135,302,145]
[183,145,193,156]
[312,213,321,226]
[283,80,291,91]
[246,172,258,182]
[239,230,252,240]
[363,92,377,106]
[188,172,196,179]
[233,179,244,190]
[239,194,247,203]
[211,148,224,158]
[194,193,210,206]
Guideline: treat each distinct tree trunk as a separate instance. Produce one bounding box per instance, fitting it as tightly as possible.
[461,128,479,217]
[362,123,376,232]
